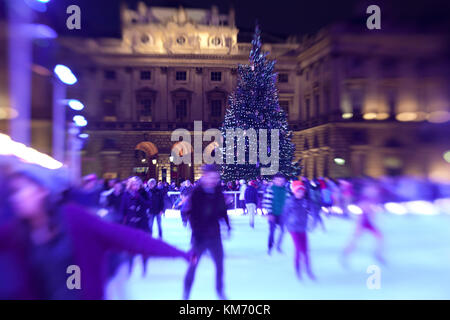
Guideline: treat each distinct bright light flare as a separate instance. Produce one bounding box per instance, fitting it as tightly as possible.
[384,202,408,215]
[363,113,377,120]
[443,151,450,163]
[405,201,438,215]
[54,64,77,85]
[334,158,346,165]
[331,206,343,215]
[68,99,84,111]
[342,112,353,119]
[73,115,87,127]
[348,204,363,215]
[0,133,63,169]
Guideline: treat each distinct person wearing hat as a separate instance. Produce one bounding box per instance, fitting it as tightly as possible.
[244,180,258,228]
[282,180,316,280]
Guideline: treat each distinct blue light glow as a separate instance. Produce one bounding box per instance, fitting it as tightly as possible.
[68,99,84,111]
[54,65,77,85]
[73,115,87,127]
[78,133,89,139]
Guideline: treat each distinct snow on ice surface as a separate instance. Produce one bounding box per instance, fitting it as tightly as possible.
[106,212,450,300]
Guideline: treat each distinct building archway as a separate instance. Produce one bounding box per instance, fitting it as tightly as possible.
[171,141,193,185]
[204,141,219,158]
[135,141,158,180]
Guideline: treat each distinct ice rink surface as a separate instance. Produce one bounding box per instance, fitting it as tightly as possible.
[107,212,450,300]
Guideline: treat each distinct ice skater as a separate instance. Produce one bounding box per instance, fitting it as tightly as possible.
[245,180,258,228]
[262,173,288,254]
[307,179,326,231]
[182,164,231,300]
[341,182,385,266]
[283,181,316,280]
[1,163,188,299]
[146,178,164,239]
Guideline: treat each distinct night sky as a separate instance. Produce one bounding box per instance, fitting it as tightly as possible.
[25,0,450,40]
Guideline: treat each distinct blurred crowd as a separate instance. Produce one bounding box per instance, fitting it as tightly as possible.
[1,153,450,299]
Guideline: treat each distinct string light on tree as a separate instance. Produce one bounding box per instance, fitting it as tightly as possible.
[220,24,301,181]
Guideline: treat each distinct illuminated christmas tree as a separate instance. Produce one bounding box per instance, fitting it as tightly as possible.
[220,24,300,181]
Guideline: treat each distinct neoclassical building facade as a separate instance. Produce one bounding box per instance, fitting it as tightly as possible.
[58,3,450,183]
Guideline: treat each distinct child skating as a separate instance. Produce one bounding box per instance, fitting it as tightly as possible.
[283,181,316,280]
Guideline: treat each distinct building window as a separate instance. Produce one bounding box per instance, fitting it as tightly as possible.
[279,101,289,114]
[139,99,152,117]
[305,98,311,120]
[176,71,187,81]
[101,94,120,120]
[351,57,364,69]
[104,70,116,80]
[141,34,150,43]
[350,89,364,114]
[323,155,329,176]
[314,65,320,76]
[140,70,151,80]
[386,90,397,115]
[324,130,330,146]
[211,37,222,46]
[176,99,188,120]
[278,73,289,83]
[211,100,222,117]
[176,36,186,45]
[314,93,320,116]
[324,87,331,115]
[211,71,222,82]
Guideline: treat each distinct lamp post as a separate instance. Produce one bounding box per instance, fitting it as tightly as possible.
[69,115,87,184]
[7,0,56,144]
[52,64,78,163]
[7,0,32,145]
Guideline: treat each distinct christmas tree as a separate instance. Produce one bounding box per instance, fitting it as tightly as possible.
[220,24,300,181]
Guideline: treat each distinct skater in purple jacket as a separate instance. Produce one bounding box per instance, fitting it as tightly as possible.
[0,163,188,299]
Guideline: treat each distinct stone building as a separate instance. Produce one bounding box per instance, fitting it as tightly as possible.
[55,3,450,183]
[59,3,299,183]
[293,26,450,182]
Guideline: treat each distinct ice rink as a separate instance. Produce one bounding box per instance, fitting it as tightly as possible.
[107,211,450,300]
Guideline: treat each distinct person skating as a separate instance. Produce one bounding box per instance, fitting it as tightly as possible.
[121,177,150,232]
[182,164,231,300]
[308,179,326,231]
[245,180,258,228]
[283,181,316,280]
[104,180,125,224]
[180,180,193,197]
[0,163,188,299]
[262,173,288,254]
[146,178,164,239]
[341,181,385,267]
[238,179,247,214]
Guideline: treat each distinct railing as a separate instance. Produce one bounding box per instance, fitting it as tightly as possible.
[87,121,225,131]
[167,190,242,210]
